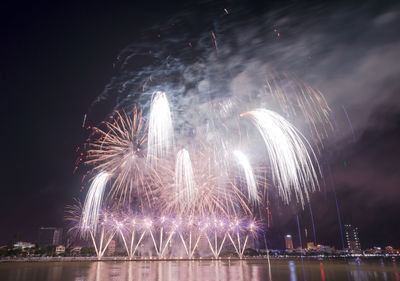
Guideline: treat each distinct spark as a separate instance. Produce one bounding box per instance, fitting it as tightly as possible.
[147,91,174,167]
[241,109,319,206]
[82,114,87,128]
[81,172,109,234]
[175,148,196,203]
[85,107,148,205]
[155,148,251,218]
[211,31,218,52]
[342,105,356,142]
[263,71,333,150]
[233,150,258,204]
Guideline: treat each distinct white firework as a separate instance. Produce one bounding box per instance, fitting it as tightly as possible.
[81,172,109,233]
[147,91,174,167]
[175,149,196,203]
[233,150,258,204]
[241,109,319,206]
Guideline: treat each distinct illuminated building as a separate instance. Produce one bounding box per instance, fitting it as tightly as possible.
[13,241,35,251]
[285,234,294,250]
[385,246,395,254]
[344,224,361,251]
[316,244,334,253]
[307,242,316,250]
[55,245,65,255]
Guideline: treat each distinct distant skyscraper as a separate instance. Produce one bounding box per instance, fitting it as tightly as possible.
[107,240,116,256]
[38,227,63,247]
[285,234,294,250]
[344,224,361,251]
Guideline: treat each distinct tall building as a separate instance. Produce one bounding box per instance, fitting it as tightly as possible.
[107,240,116,256]
[196,234,210,257]
[285,234,294,250]
[344,224,361,251]
[38,227,63,247]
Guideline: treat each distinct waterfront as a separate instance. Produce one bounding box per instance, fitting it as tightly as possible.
[1,258,399,281]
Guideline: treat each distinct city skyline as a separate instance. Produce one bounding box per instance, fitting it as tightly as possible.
[5,221,394,253]
[7,223,399,258]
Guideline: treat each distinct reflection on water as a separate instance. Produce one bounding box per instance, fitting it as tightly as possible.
[84,260,260,281]
[289,261,297,281]
[0,258,399,281]
[320,262,326,281]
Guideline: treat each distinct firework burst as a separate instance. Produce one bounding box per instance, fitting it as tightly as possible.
[153,146,253,218]
[241,109,320,206]
[85,107,150,206]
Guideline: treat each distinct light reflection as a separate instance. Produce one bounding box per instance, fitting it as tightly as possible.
[320,262,326,281]
[380,259,388,281]
[4,259,397,281]
[289,261,297,281]
[393,260,400,281]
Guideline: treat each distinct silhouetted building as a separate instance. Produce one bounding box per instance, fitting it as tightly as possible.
[196,234,210,257]
[285,234,294,250]
[107,240,116,256]
[344,224,361,251]
[38,227,63,247]
[246,236,256,250]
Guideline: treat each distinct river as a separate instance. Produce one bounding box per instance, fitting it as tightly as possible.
[1,258,399,281]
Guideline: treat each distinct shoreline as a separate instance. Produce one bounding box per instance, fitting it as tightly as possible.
[1,255,398,263]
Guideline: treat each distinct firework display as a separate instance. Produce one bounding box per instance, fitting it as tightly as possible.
[147,91,174,167]
[241,109,319,206]
[67,73,332,259]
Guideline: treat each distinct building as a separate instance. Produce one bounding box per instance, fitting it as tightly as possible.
[285,235,294,250]
[344,224,361,251]
[365,247,382,255]
[246,236,256,250]
[55,245,65,255]
[307,242,316,250]
[196,234,212,257]
[13,241,35,251]
[316,244,334,254]
[107,240,116,256]
[70,246,82,256]
[385,246,397,254]
[38,227,63,247]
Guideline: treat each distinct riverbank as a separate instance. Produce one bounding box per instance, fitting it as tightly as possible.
[1,255,398,263]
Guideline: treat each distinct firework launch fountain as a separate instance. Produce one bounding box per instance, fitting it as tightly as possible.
[147,91,174,167]
[175,149,196,203]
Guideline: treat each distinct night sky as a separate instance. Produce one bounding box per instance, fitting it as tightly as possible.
[1,0,400,250]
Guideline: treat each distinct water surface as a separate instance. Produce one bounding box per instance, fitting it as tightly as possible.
[1,258,399,281]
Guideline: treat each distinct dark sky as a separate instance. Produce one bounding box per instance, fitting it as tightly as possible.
[1,0,400,250]
[1,0,187,243]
